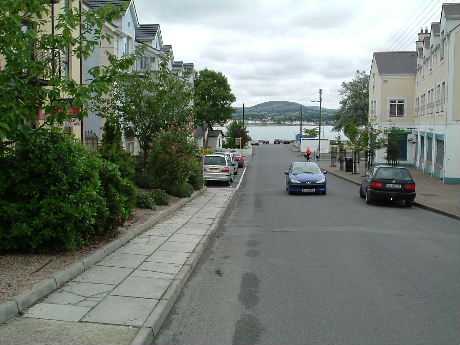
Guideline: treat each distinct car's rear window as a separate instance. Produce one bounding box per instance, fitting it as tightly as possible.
[375,168,412,180]
[292,163,321,174]
[204,156,226,166]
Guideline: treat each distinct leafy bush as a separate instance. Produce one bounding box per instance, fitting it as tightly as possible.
[151,189,169,206]
[0,130,106,252]
[98,161,136,231]
[168,182,194,198]
[188,158,204,191]
[136,191,156,209]
[146,131,199,196]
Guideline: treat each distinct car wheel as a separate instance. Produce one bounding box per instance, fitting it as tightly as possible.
[359,186,365,199]
[405,200,413,208]
[323,189,327,195]
[365,189,373,205]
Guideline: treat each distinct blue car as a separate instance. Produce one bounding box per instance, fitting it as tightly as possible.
[284,162,327,195]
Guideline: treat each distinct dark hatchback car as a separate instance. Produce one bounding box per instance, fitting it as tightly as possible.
[285,162,327,195]
[360,166,416,206]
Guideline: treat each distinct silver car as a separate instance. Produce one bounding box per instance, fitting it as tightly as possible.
[215,151,238,175]
[203,154,234,185]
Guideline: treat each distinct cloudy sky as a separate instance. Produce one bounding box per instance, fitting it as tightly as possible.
[135,0,452,108]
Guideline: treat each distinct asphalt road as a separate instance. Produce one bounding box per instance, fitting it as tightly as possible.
[154,145,460,345]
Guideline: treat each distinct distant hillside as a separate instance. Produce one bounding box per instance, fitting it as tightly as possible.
[233,101,337,123]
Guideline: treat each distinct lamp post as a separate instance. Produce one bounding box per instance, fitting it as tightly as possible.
[311,89,323,159]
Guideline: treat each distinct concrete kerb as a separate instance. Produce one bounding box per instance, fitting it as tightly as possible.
[326,168,460,221]
[0,189,205,325]
[130,167,249,345]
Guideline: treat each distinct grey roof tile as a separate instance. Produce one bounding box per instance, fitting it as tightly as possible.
[135,24,159,42]
[84,0,130,10]
[373,51,417,75]
[443,3,460,18]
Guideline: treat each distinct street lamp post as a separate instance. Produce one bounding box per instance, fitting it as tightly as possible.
[311,88,323,159]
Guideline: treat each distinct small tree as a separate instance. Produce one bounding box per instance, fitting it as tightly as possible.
[335,71,369,131]
[225,121,251,148]
[304,128,319,138]
[385,128,406,166]
[194,69,236,147]
[0,1,128,146]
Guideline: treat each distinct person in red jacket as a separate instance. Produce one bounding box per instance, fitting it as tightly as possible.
[305,147,312,161]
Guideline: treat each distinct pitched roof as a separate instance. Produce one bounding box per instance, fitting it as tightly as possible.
[431,22,440,36]
[208,130,224,138]
[373,51,417,75]
[162,45,172,52]
[135,24,159,42]
[84,0,130,10]
[443,3,460,18]
[172,61,184,69]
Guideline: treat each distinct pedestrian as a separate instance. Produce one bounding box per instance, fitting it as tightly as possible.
[305,147,312,161]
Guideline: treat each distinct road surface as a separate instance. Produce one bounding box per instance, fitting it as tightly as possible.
[154,144,460,345]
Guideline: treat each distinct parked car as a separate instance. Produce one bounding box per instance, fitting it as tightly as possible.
[251,141,260,146]
[274,139,281,144]
[284,161,327,195]
[283,140,291,144]
[215,151,238,175]
[232,152,245,168]
[203,154,233,185]
[360,165,416,206]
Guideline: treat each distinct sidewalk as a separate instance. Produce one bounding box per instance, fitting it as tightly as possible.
[319,161,460,219]
[0,188,235,345]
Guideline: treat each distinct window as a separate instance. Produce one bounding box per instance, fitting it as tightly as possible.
[421,94,426,115]
[441,82,446,111]
[389,99,405,117]
[440,35,445,60]
[416,97,420,116]
[436,84,441,112]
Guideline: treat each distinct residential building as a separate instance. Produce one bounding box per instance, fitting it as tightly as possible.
[371,3,460,184]
[207,130,224,150]
[369,51,418,164]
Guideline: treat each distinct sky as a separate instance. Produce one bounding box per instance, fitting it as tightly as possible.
[135,0,452,109]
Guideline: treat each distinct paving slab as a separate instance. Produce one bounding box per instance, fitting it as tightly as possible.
[111,276,171,299]
[0,318,137,345]
[24,303,90,322]
[168,233,203,242]
[158,240,199,253]
[132,269,175,281]
[97,252,147,269]
[138,261,183,275]
[62,281,114,298]
[73,266,132,285]
[146,250,191,264]
[82,295,157,327]
[119,240,164,256]
[43,290,86,305]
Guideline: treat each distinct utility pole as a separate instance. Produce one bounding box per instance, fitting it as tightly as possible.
[318,89,323,159]
[242,103,245,126]
[299,105,303,141]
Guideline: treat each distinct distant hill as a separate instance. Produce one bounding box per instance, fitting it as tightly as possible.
[233,101,337,123]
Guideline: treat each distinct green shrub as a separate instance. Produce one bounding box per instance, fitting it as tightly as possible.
[188,158,204,191]
[168,182,194,198]
[151,189,169,206]
[136,191,156,209]
[0,129,107,252]
[98,161,136,231]
[146,131,199,195]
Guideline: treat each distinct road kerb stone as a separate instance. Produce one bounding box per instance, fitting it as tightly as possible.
[14,279,57,313]
[52,262,85,288]
[0,301,19,324]
[129,327,155,345]
[0,189,206,324]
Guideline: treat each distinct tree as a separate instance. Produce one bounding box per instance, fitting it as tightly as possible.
[116,57,194,166]
[304,128,318,138]
[335,71,369,131]
[225,121,251,148]
[194,69,236,147]
[0,0,128,146]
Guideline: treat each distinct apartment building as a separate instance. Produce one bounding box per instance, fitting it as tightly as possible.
[371,3,460,184]
[369,51,417,164]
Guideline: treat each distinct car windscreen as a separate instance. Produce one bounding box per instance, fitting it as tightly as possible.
[292,164,321,174]
[375,168,412,180]
[204,156,226,166]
